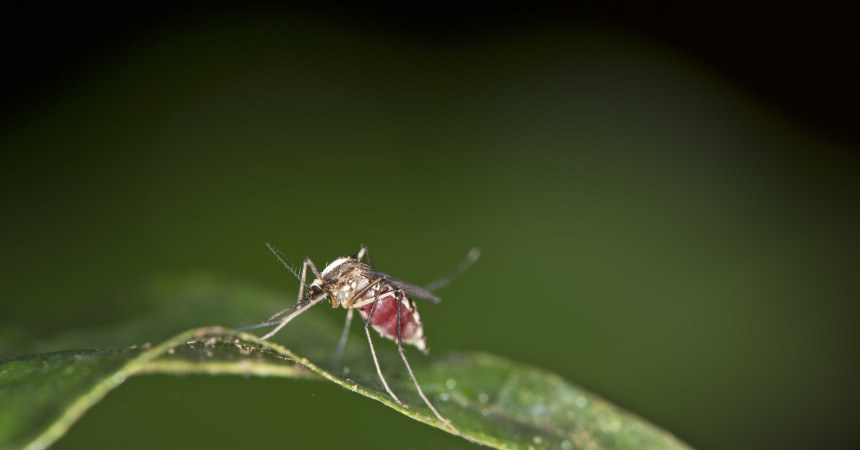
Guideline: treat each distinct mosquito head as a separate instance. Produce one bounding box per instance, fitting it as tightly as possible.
[305,283,334,307]
[308,283,324,296]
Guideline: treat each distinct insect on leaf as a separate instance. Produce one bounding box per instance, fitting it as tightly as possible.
[0,277,691,450]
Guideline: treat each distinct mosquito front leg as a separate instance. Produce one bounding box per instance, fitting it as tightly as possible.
[262,259,313,325]
[261,243,320,324]
[356,244,375,268]
[296,259,309,300]
[305,257,322,279]
[260,292,329,340]
[262,300,306,325]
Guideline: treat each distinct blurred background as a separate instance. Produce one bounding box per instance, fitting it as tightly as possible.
[2,3,858,449]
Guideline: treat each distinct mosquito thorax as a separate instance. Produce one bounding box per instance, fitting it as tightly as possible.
[319,256,372,308]
[320,257,354,281]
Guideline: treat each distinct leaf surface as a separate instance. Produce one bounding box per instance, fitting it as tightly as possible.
[0,278,690,449]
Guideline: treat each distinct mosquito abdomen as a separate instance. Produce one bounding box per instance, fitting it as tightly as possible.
[357,286,427,352]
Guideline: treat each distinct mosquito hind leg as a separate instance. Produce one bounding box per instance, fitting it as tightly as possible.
[359,282,406,406]
[394,290,465,438]
[422,247,481,292]
[364,327,406,407]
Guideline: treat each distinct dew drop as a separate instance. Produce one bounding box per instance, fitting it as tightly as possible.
[445,379,456,389]
[439,393,450,401]
[478,393,489,403]
[575,396,587,408]
[561,440,573,450]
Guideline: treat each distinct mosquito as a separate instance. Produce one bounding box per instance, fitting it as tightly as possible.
[238,243,480,440]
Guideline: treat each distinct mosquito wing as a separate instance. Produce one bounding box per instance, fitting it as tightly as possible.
[365,269,442,303]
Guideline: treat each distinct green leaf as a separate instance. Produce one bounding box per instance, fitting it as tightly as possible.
[0,278,691,450]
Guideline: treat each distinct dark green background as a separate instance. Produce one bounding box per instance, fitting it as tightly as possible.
[2,11,858,450]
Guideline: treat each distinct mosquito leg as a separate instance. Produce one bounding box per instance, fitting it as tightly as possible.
[332,308,353,368]
[360,281,405,406]
[305,257,322,279]
[357,244,375,268]
[344,277,384,309]
[261,243,320,323]
[423,247,481,292]
[264,243,310,285]
[395,290,464,437]
[261,292,328,340]
[262,258,311,324]
[297,258,309,300]
[365,326,405,407]
[361,285,384,329]
[262,301,304,324]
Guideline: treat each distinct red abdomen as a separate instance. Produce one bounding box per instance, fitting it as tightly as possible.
[357,285,427,352]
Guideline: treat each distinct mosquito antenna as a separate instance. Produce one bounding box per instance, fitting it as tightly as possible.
[265,242,303,282]
[423,247,481,291]
[265,242,318,298]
